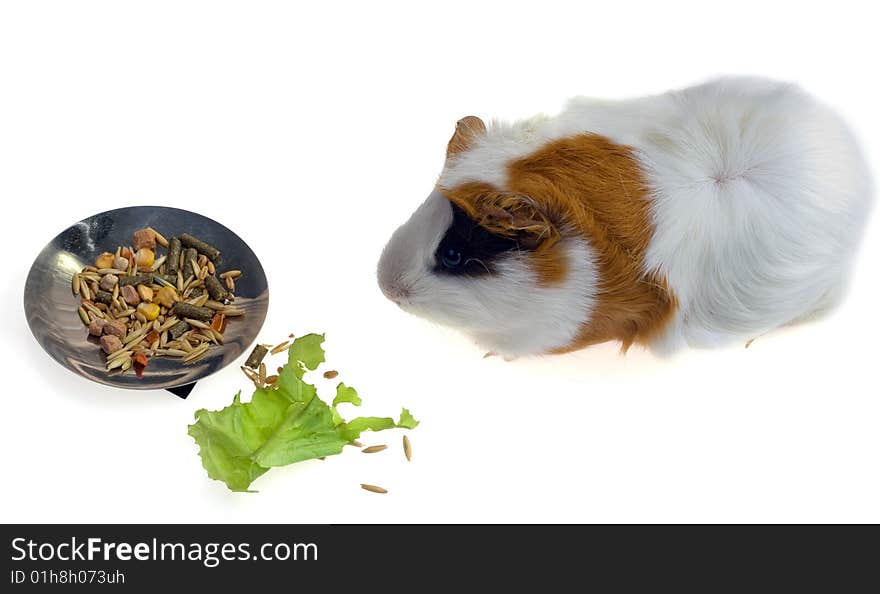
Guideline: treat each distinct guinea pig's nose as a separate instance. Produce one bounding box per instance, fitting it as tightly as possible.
[379,280,412,304]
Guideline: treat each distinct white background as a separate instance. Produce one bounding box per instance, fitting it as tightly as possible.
[1,1,877,523]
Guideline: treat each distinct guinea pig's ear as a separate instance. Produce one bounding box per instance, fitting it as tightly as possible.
[473,192,559,250]
[446,116,486,158]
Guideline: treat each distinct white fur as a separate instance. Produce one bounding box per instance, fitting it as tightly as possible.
[432,77,873,353]
[378,191,598,357]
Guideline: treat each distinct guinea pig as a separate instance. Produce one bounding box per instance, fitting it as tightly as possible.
[377,77,873,358]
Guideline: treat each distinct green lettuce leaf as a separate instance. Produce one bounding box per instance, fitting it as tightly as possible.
[189,333,418,492]
[398,408,420,429]
[332,383,362,407]
[287,333,325,378]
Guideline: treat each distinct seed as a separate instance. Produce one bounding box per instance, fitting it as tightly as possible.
[121,358,132,372]
[270,341,290,355]
[80,282,91,301]
[220,270,242,280]
[403,435,412,462]
[106,355,130,370]
[96,268,127,275]
[360,484,388,494]
[112,283,119,301]
[190,332,212,343]
[221,307,245,317]
[225,276,235,291]
[159,316,179,331]
[206,261,215,275]
[78,307,89,325]
[124,327,149,346]
[259,362,267,385]
[323,370,339,379]
[154,275,174,288]
[351,440,363,448]
[82,301,103,317]
[176,271,184,292]
[184,317,211,330]
[150,228,169,248]
[189,258,200,277]
[150,255,166,272]
[158,348,187,357]
[183,343,210,363]
[72,273,81,295]
[361,445,387,454]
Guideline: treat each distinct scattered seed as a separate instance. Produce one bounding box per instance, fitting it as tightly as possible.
[323,370,339,379]
[72,273,81,295]
[220,270,242,280]
[362,445,387,454]
[351,440,363,448]
[360,484,388,494]
[270,341,290,355]
[403,435,412,461]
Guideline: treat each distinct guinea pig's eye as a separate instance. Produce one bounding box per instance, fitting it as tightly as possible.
[440,248,463,269]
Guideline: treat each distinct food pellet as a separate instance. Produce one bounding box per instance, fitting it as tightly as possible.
[244,344,268,370]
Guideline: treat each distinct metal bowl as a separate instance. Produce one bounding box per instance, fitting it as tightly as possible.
[24,206,269,392]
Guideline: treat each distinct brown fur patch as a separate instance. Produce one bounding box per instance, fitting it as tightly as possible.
[442,133,677,351]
